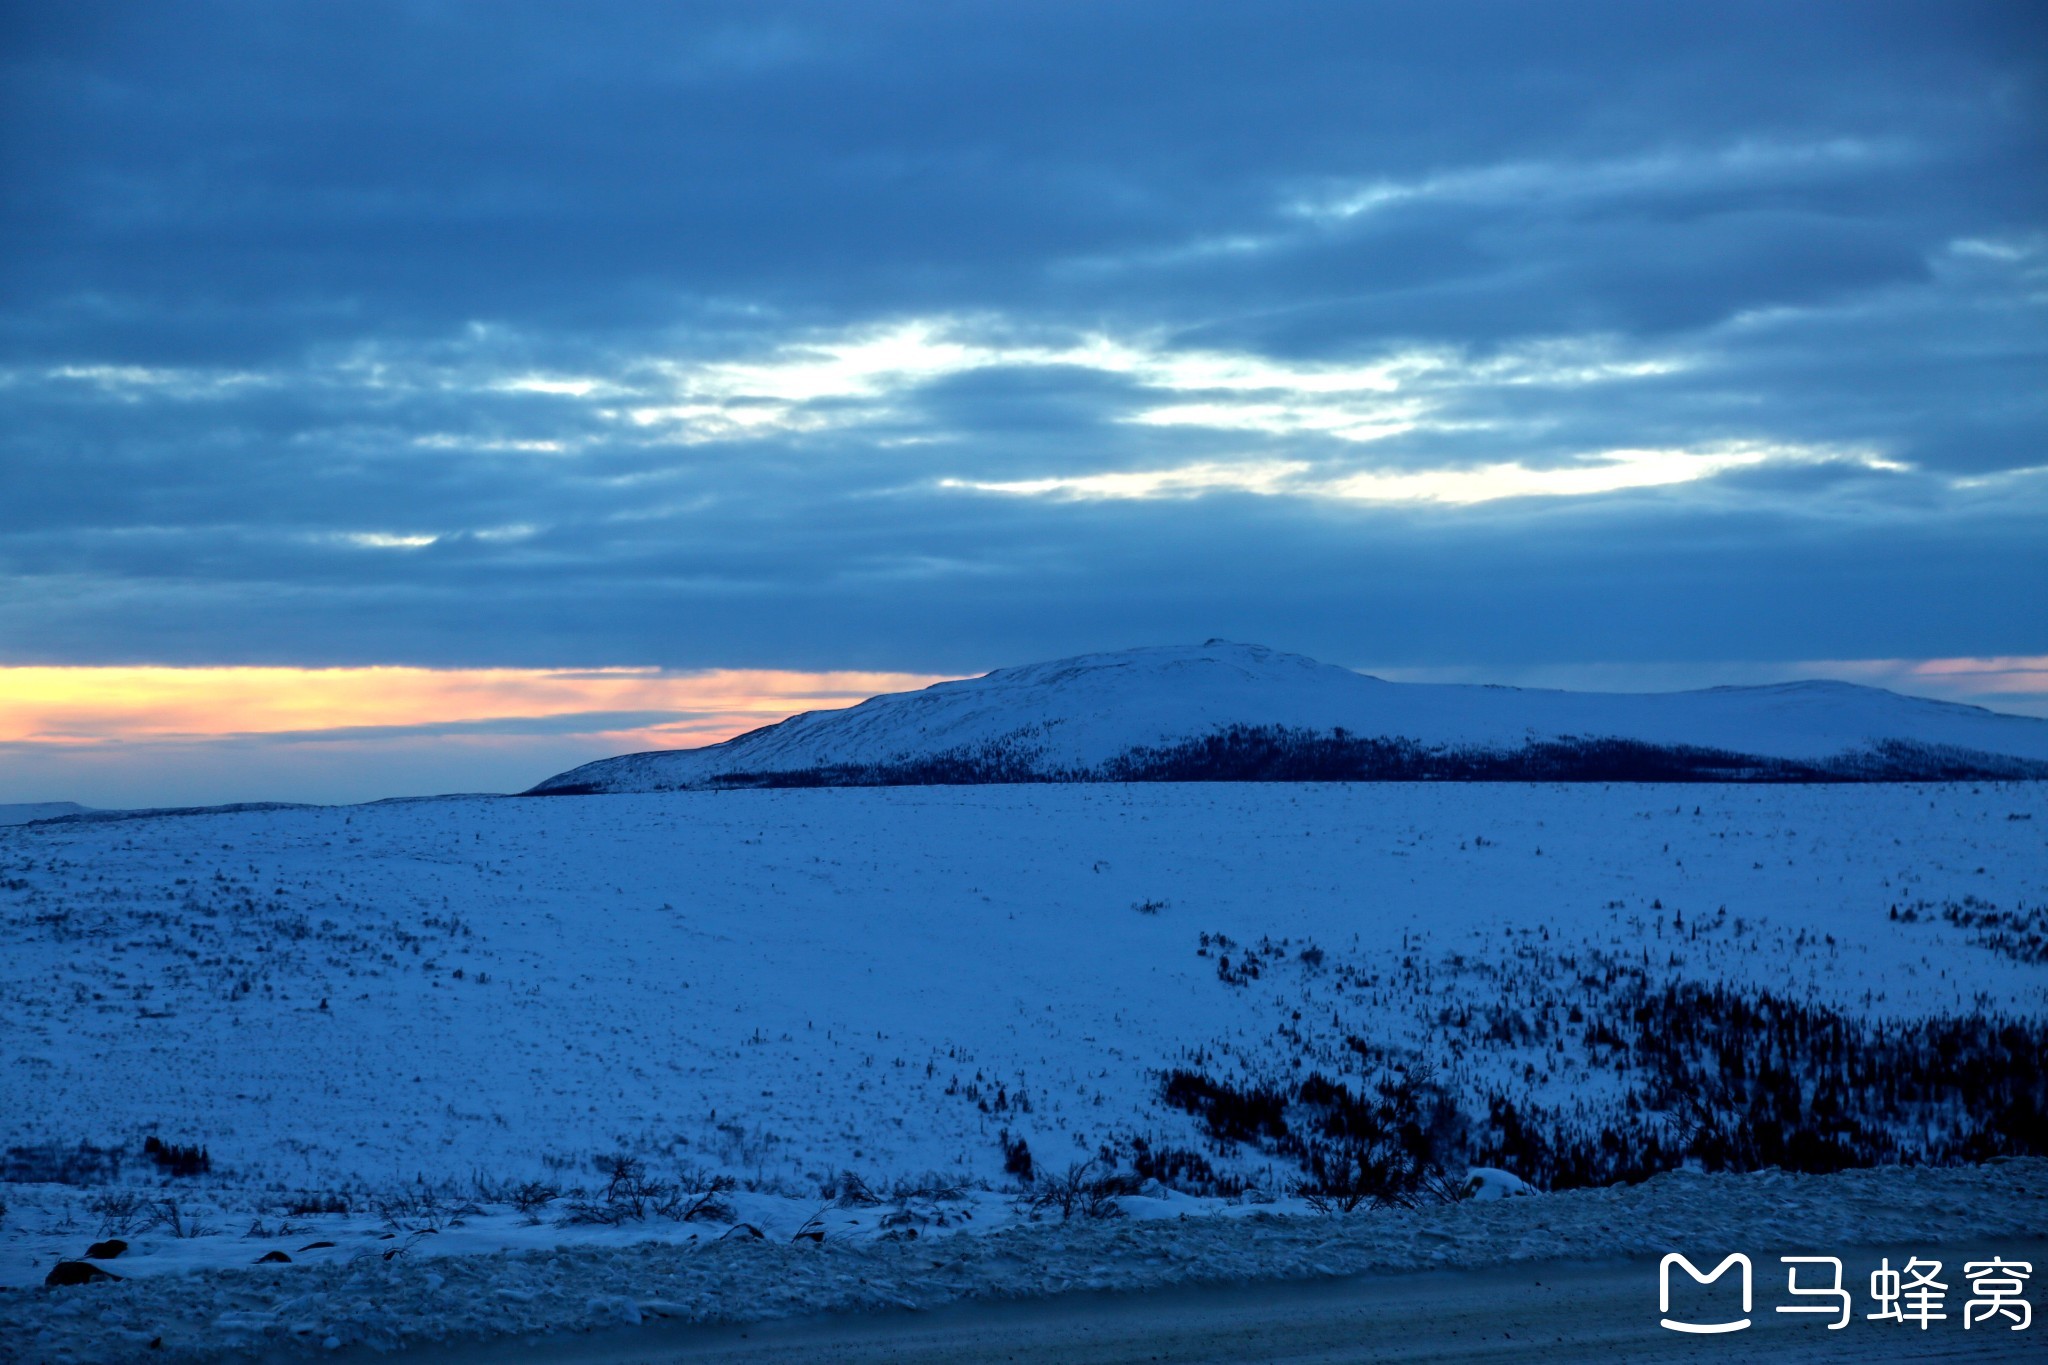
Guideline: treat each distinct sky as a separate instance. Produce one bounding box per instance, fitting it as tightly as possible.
[2,2,2044,806]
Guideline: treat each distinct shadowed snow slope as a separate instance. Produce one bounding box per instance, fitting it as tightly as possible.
[533,642,2048,792]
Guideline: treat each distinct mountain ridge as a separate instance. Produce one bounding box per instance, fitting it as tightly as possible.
[530,642,2048,792]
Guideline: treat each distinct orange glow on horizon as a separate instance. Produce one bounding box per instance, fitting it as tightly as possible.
[1800,655,2048,700]
[2,656,2040,756]
[0,665,960,751]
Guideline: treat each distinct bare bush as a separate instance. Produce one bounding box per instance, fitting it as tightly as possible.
[828,1169,881,1208]
[149,1198,218,1239]
[671,1173,737,1224]
[891,1171,966,1202]
[1026,1161,1140,1221]
[559,1155,734,1226]
[87,1190,150,1236]
[373,1189,446,1232]
[1292,1142,1417,1213]
[508,1180,559,1218]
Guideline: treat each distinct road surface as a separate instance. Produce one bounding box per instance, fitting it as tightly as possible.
[401,1240,2044,1364]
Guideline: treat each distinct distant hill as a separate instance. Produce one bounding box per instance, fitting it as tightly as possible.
[0,801,94,826]
[531,641,2048,793]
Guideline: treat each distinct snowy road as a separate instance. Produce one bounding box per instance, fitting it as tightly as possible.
[400,1241,2048,1364]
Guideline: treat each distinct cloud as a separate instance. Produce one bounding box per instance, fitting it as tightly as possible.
[941,442,1914,507]
[1284,139,1915,226]
[0,2,2040,812]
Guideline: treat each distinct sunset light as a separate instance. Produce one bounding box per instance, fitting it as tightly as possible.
[0,664,952,749]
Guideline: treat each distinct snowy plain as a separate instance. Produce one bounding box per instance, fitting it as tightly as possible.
[2,776,2045,1358]
[7,783,2047,1189]
[3,786,2043,1208]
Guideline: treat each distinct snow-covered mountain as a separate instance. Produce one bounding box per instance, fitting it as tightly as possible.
[532,641,2048,793]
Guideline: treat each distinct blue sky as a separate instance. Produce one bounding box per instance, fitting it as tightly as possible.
[1,2,2043,802]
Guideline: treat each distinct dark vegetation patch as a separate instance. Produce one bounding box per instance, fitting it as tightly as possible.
[530,727,2048,792]
[2,1136,213,1191]
[1101,728,2048,784]
[1161,1068,1288,1143]
[1482,979,2048,1187]
[1,1141,125,1185]
[1155,1055,1462,1210]
[1120,1135,1244,1197]
[998,1130,1034,1184]
[143,1135,210,1178]
[1891,896,2048,964]
[286,1192,351,1216]
[1152,974,2048,1199]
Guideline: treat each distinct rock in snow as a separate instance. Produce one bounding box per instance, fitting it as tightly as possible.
[533,641,2048,793]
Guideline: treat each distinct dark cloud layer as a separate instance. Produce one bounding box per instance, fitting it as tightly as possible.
[1,1,2043,674]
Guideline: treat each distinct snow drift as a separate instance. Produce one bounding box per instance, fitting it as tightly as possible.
[532,641,2048,793]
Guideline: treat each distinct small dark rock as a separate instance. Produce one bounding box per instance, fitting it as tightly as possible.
[297,1240,337,1251]
[45,1259,119,1286]
[255,1250,291,1263]
[85,1238,129,1259]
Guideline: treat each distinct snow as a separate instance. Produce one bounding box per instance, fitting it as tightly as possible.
[532,642,2048,791]
[2,783,2042,1220]
[6,1158,2043,1361]
[1459,1168,1534,1201]
[3,758,2045,1358]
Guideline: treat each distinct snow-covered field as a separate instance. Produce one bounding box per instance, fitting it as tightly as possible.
[3,779,2044,1356]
